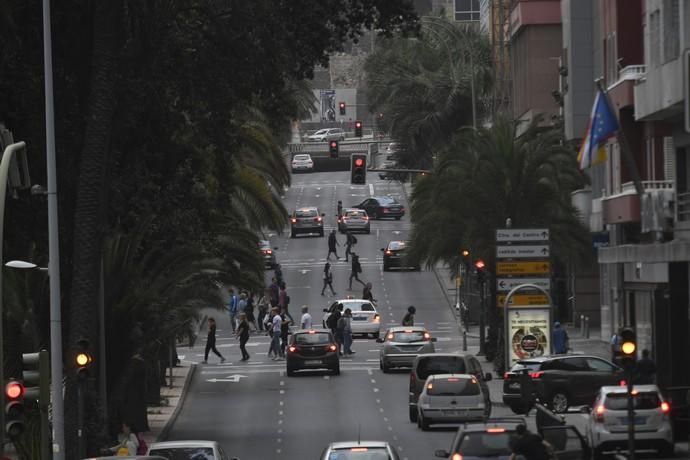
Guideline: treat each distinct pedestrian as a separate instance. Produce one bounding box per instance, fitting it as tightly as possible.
[327,303,343,336]
[337,200,343,217]
[321,262,337,296]
[278,282,294,323]
[269,277,280,307]
[348,253,365,289]
[327,230,340,260]
[340,308,355,356]
[236,312,250,361]
[103,422,139,456]
[552,321,569,354]
[270,307,282,360]
[280,310,291,357]
[362,282,376,303]
[300,305,313,329]
[508,423,553,460]
[402,305,416,326]
[244,292,258,331]
[227,289,238,333]
[257,288,270,331]
[610,328,623,365]
[344,231,357,262]
[203,317,226,364]
[335,309,346,356]
[635,349,656,384]
[274,263,284,286]
[237,292,247,331]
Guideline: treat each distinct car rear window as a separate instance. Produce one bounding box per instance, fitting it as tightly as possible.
[345,210,367,217]
[296,209,317,217]
[294,154,310,160]
[295,333,331,345]
[417,356,467,379]
[456,432,512,456]
[378,197,397,205]
[388,241,405,250]
[427,378,480,396]
[343,302,374,312]
[328,448,391,459]
[604,392,661,410]
[390,331,426,343]
[511,361,544,372]
[148,447,215,460]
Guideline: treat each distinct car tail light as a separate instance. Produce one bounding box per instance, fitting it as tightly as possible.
[266,249,272,254]
[387,333,394,340]
[363,216,369,221]
[315,217,322,222]
[385,250,392,255]
[619,380,626,386]
[373,314,380,323]
[594,404,605,422]
[329,344,337,352]
[426,383,433,390]
[471,377,478,384]
[529,371,544,379]
[423,332,431,341]
[503,372,510,380]
[451,453,463,460]
[291,218,297,224]
[383,208,389,213]
[486,428,505,433]
[447,378,459,382]
[661,401,670,414]
[401,207,405,212]
[308,330,316,334]
[288,346,297,353]
[350,448,368,452]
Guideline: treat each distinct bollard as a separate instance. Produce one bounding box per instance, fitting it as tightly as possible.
[585,316,590,338]
[580,315,585,337]
[462,330,467,352]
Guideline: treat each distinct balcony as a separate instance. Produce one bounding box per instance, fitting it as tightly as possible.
[602,180,674,226]
[607,65,646,110]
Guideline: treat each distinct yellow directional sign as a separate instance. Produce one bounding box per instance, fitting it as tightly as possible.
[497,293,550,307]
[496,261,550,275]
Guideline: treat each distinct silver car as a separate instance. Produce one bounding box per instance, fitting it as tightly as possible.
[306,128,345,142]
[376,326,436,372]
[148,440,239,460]
[337,208,370,234]
[290,206,325,237]
[291,153,314,172]
[417,373,489,430]
[319,441,400,460]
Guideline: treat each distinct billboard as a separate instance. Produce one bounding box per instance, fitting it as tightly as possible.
[507,308,551,366]
[320,89,336,122]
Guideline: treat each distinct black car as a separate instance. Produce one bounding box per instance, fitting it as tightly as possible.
[502,355,624,414]
[381,241,419,271]
[434,418,589,460]
[354,196,405,220]
[286,329,340,376]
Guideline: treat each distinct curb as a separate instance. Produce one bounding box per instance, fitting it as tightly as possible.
[156,363,197,442]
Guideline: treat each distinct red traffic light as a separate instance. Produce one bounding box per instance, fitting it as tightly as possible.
[5,381,24,400]
[339,102,345,109]
[330,141,337,148]
[355,121,362,128]
[354,158,364,167]
[474,259,486,270]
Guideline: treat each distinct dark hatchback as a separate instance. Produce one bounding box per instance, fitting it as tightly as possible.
[286,329,340,376]
[354,196,405,220]
[381,240,420,271]
[502,355,624,414]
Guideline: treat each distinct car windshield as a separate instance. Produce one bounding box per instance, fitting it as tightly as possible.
[296,209,317,217]
[511,361,543,372]
[388,241,405,250]
[294,154,311,160]
[417,357,467,379]
[312,129,328,135]
[390,330,426,343]
[148,447,215,460]
[427,378,480,396]
[604,392,661,410]
[456,432,512,456]
[295,333,331,345]
[327,448,391,459]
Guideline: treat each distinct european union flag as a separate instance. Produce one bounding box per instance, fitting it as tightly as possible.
[577,89,619,170]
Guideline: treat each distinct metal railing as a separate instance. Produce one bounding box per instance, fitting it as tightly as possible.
[608,65,646,90]
[677,191,690,222]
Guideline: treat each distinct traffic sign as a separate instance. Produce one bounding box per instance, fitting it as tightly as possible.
[496,245,550,258]
[498,293,550,307]
[496,278,550,292]
[496,228,549,242]
[496,261,550,275]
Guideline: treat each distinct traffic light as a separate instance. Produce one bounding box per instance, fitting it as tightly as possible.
[355,120,363,137]
[329,140,339,158]
[351,154,367,184]
[22,350,49,404]
[75,339,93,381]
[5,380,26,438]
[475,259,486,284]
[339,102,346,116]
[619,327,637,370]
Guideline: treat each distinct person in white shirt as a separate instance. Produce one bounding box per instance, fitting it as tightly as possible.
[300,305,313,330]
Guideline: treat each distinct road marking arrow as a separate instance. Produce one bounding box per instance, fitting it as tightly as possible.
[299,269,311,274]
[206,374,247,383]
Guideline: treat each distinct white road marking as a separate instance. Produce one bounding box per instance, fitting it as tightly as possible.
[369,183,374,196]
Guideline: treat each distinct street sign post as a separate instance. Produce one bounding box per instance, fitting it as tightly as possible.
[497,293,550,307]
[496,228,549,242]
[496,261,550,275]
[496,245,550,258]
[496,277,550,292]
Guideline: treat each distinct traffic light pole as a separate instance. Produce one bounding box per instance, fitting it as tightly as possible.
[478,278,486,356]
[77,380,85,459]
[627,369,636,460]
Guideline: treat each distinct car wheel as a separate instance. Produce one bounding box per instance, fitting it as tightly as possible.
[419,413,430,431]
[508,403,526,415]
[383,264,389,272]
[287,368,296,377]
[549,390,570,413]
[290,231,296,238]
[319,229,324,237]
[658,442,674,458]
[332,365,340,376]
[381,360,390,373]
[373,331,379,339]
[409,407,418,423]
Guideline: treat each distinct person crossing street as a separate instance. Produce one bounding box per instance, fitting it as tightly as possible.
[348,253,365,290]
[327,230,340,260]
[321,262,336,296]
[203,317,225,364]
[344,231,357,262]
[236,312,250,361]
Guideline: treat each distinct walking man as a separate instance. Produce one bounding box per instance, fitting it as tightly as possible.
[362,282,376,303]
[236,292,247,331]
[344,231,357,262]
[610,328,623,365]
[341,308,355,356]
[402,306,416,326]
[278,282,294,323]
[635,349,657,384]
[552,321,569,354]
[348,253,365,290]
[236,312,250,361]
[257,288,270,331]
[300,305,313,330]
[203,318,225,364]
[321,262,337,296]
[337,200,343,217]
[269,277,280,307]
[327,230,340,260]
[227,289,239,333]
[270,307,282,360]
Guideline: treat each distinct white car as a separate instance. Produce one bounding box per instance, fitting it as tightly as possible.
[322,298,381,338]
[319,441,400,459]
[306,128,345,142]
[587,385,673,459]
[291,153,314,172]
[417,373,489,430]
[148,440,239,460]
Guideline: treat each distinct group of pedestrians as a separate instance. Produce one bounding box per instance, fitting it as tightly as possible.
[322,231,366,295]
[325,303,356,356]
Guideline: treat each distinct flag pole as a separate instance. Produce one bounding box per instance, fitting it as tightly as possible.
[595,78,645,197]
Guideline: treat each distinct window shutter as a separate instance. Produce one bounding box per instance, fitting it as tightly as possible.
[663,136,675,182]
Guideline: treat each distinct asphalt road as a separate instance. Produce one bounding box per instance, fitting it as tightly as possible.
[163,169,686,459]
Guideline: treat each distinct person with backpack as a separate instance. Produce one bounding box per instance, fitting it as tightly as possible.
[236,312,251,361]
[321,262,336,296]
[362,282,376,303]
[226,289,238,333]
[327,230,340,261]
[278,282,294,323]
[552,321,569,354]
[402,306,416,326]
[348,253,365,290]
[340,308,355,356]
[345,231,357,262]
[327,303,343,336]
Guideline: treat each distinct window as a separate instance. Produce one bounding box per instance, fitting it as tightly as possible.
[457,432,512,456]
[604,392,661,410]
[586,357,617,372]
[390,330,426,343]
[455,0,480,21]
[417,357,467,379]
[427,377,480,396]
[148,447,216,460]
[664,137,676,181]
[328,448,392,460]
[295,332,331,345]
[663,0,679,62]
[551,357,588,371]
[650,10,661,67]
[605,33,618,87]
[295,209,317,217]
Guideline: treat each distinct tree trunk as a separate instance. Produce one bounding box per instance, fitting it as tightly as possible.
[64,1,122,457]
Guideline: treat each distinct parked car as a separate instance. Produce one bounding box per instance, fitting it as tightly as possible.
[434,418,589,460]
[286,329,340,376]
[147,440,238,460]
[381,240,420,271]
[586,384,674,458]
[377,326,436,374]
[322,298,381,338]
[319,441,400,459]
[337,208,370,234]
[409,353,492,423]
[417,374,490,430]
[291,153,314,172]
[290,206,325,237]
[353,196,405,220]
[502,355,625,414]
[306,128,345,142]
[258,240,277,269]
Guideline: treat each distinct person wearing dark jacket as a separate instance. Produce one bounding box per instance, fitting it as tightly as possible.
[327,230,340,260]
[635,349,656,384]
[362,282,376,303]
[236,313,250,361]
[345,232,357,262]
[203,318,226,364]
[402,306,416,326]
[321,262,336,296]
[348,253,365,289]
